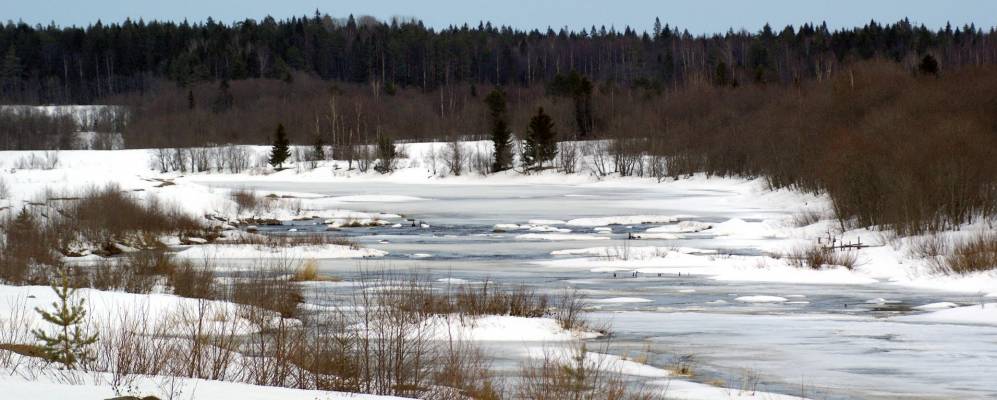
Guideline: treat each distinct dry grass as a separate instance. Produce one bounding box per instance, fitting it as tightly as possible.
[0,207,60,284]
[908,234,950,259]
[0,343,48,360]
[792,209,825,227]
[168,261,218,300]
[939,233,997,275]
[231,188,261,215]
[53,185,201,254]
[228,232,360,250]
[232,262,304,318]
[289,259,342,282]
[787,244,859,270]
[389,277,548,318]
[517,343,660,400]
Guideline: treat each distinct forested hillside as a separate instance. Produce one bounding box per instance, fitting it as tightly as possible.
[1,13,994,103]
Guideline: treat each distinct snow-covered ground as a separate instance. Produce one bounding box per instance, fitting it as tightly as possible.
[0,372,411,400]
[3,142,997,399]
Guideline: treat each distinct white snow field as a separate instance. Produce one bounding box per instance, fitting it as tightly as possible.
[2,142,997,399]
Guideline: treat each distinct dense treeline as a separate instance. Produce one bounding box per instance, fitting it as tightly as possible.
[2,13,996,235]
[650,61,997,235]
[108,60,997,235]
[1,13,996,103]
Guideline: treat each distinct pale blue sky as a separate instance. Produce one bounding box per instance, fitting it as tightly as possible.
[7,0,997,34]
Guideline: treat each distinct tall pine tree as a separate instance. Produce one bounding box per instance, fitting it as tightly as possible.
[485,88,512,172]
[522,107,557,170]
[269,123,291,169]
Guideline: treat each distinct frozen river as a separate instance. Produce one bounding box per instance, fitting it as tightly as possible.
[200,179,997,400]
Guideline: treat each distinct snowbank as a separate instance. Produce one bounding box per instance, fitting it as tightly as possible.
[515,233,607,241]
[566,215,681,227]
[0,285,277,336]
[896,303,997,326]
[423,315,599,341]
[174,243,387,259]
[0,370,409,400]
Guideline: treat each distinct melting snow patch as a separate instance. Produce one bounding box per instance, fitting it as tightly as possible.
[528,219,566,225]
[913,302,960,311]
[631,232,682,240]
[735,295,788,303]
[589,297,654,304]
[896,303,997,326]
[566,215,680,227]
[516,233,606,241]
[425,315,599,341]
[645,221,713,233]
[175,244,386,259]
[709,218,786,239]
[329,195,427,202]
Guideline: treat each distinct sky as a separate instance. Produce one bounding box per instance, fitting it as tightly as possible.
[7,0,997,34]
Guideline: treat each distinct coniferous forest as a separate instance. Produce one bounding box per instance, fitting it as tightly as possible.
[1,14,994,103]
[2,14,997,234]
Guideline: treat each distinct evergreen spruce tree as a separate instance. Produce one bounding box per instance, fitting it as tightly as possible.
[522,107,557,170]
[269,123,291,169]
[211,79,234,113]
[311,132,326,161]
[919,54,940,76]
[485,88,513,172]
[32,268,98,370]
[548,71,593,137]
[714,61,730,87]
[1,46,23,95]
[374,134,397,173]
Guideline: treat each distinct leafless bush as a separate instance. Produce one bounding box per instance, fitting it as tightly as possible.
[53,185,200,254]
[231,188,260,215]
[1,208,60,284]
[423,145,440,176]
[0,176,9,199]
[188,147,210,172]
[231,260,304,318]
[553,288,588,331]
[90,258,158,294]
[355,144,374,172]
[0,107,76,150]
[468,143,493,176]
[557,141,580,174]
[14,151,60,170]
[612,138,644,177]
[151,148,172,173]
[444,140,465,176]
[168,261,218,300]
[908,234,950,260]
[647,153,667,182]
[587,141,612,177]
[0,296,37,370]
